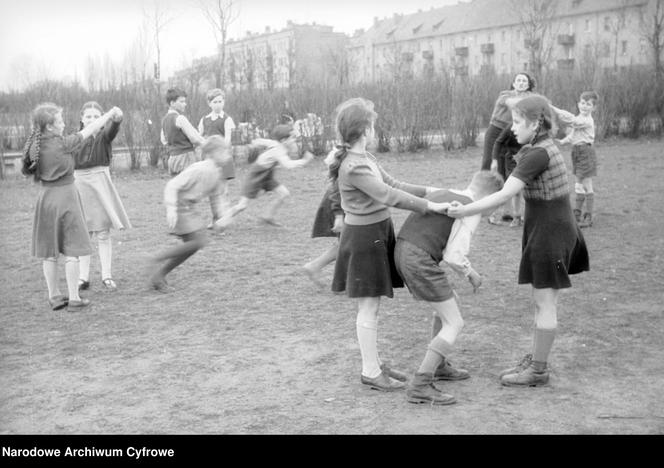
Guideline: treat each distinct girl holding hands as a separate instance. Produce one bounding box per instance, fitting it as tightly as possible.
[23,103,121,312]
[447,95,589,387]
[74,101,131,292]
[329,98,449,392]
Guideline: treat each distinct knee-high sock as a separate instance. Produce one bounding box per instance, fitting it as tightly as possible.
[42,258,61,298]
[431,316,443,340]
[79,255,91,282]
[418,335,453,374]
[97,230,112,280]
[532,328,556,370]
[356,318,381,378]
[584,193,594,215]
[575,193,585,213]
[64,257,81,301]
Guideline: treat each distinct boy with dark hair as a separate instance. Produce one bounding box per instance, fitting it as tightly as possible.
[161,87,204,176]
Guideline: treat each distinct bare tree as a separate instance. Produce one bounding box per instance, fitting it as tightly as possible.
[197,0,239,89]
[641,0,664,79]
[144,0,174,93]
[608,1,630,71]
[514,0,559,79]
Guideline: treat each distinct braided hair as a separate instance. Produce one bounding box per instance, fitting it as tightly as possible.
[512,94,555,145]
[22,103,61,181]
[328,98,377,182]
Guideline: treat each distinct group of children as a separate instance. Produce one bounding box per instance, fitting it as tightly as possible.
[22,80,597,406]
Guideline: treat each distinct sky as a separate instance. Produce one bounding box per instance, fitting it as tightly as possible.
[0,0,462,91]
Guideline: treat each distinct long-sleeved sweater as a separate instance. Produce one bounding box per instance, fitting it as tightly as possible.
[338,151,428,225]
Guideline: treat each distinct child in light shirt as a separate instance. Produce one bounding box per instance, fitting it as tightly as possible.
[550,91,599,228]
[148,136,231,291]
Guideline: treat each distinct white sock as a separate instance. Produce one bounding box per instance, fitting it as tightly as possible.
[79,255,91,282]
[97,230,112,280]
[356,318,381,378]
[42,258,61,298]
[65,257,81,301]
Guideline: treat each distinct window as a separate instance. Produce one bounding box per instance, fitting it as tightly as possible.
[604,16,611,31]
[501,31,506,42]
[585,19,591,32]
[621,40,628,56]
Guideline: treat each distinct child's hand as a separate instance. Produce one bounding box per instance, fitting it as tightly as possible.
[112,107,124,121]
[166,206,177,230]
[427,201,450,214]
[331,215,344,234]
[467,269,482,293]
[490,159,498,172]
[446,201,465,218]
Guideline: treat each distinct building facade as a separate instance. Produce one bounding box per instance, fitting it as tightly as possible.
[347,0,653,83]
[173,22,348,92]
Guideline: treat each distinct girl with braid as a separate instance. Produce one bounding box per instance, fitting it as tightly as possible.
[22,103,121,311]
[329,98,449,392]
[447,95,589,387]
[73,101,131,292]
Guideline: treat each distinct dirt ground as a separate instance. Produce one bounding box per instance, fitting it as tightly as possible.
[1,139,663,434]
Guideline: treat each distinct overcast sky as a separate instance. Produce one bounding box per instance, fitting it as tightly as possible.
[0,0,460,91]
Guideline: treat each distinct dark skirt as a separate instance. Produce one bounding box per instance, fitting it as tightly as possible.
[519,196,589,289]
[32,183,93,258]
[311,188,338,238]
[332,218,403,298]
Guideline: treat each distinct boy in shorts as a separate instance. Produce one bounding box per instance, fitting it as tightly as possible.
[551,91,599,228]
[215,124,313,230]
[394,170,504,405]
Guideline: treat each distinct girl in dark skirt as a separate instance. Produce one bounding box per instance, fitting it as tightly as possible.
[327,98,450,392]
[22,102,121,312]
[448,95,589,387]
[302,151,344,287]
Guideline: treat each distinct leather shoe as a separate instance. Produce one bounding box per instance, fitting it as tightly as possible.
[361,371,406,392]
[434,359,470,381]
[380,364,408,382]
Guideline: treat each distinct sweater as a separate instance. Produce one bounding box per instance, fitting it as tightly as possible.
[338,151,428,225]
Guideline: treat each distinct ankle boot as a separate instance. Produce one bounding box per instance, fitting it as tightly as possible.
[500,362,549,387]
[433,359,470,381]
[498,353,532,378]
[406,373,456,405]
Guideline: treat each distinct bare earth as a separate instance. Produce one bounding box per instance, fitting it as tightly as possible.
[1,139,663,434]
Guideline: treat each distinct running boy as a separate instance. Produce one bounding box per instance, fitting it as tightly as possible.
[395,170,504,405]
[550,91,599,228]
[161,87,205,176]
[148,136,231,291]
[215,124,313,230]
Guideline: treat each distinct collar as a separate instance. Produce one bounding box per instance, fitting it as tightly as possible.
[206,112,225,121]
[449,188,475,201]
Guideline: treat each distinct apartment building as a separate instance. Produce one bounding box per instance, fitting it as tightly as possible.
[174,22,348,91]
[347,0,653,83]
